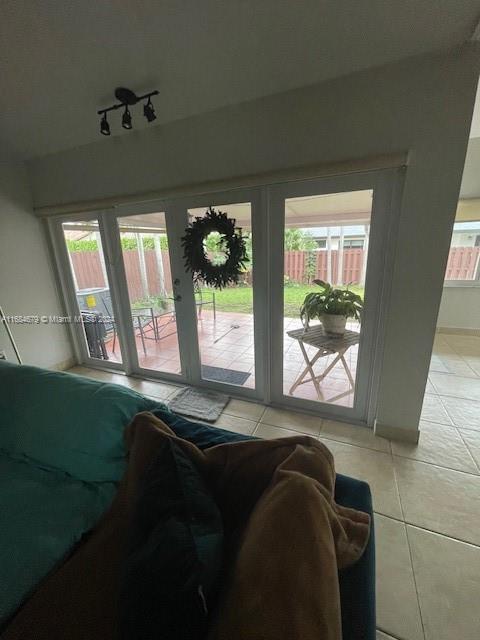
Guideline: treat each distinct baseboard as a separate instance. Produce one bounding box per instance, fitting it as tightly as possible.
[374,421,420,444]
[437,326,480,337]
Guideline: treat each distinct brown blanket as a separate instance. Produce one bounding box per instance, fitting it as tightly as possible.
[2,412,369,640]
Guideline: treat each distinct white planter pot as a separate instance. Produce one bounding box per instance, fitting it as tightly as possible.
[321,314,347,337]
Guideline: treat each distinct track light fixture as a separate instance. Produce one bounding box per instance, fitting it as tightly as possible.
[100,113,110,136]
[143,97,156,123]
[122,105,132,130]
[97,87,158,135]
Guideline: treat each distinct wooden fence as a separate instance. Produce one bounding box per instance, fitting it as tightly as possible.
[284,249,365,284]
[71,249,173,301]
[445,246,480,280]
[70,245,480,298]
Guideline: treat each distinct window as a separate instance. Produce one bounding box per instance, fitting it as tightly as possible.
[343,238,364,249]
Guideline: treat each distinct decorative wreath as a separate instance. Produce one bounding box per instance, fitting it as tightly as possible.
[181,206,249,289]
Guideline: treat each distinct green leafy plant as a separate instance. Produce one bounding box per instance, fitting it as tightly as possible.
[67,235,169,253]
[284,228,317,251]
[300,280,363,329]
[131,294,169,310]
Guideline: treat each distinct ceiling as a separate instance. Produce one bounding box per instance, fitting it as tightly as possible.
[0,0,479,162]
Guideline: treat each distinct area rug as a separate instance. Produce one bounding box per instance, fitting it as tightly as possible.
[201,365,251,386]
[168,386,229,422]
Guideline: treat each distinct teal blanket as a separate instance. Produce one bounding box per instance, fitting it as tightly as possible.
[0,453,116,627]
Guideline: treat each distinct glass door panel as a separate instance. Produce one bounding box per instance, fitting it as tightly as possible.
[116,211,182,375]
[62,219,123,364]
[187,203,255,390]
[279,188,374,410]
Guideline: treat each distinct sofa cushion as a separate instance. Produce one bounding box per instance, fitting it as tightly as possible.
[0,361,161,482]
[120,429,223,640]
[0,452,116,628]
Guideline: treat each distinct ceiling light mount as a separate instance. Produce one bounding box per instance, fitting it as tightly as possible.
[97,87,159,135]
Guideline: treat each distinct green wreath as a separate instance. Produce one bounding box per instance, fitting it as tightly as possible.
[181,207,249,289]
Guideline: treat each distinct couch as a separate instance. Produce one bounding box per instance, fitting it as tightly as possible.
[0,361,375,639]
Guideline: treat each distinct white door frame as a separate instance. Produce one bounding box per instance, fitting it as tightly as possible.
[47,209,127,373]
[268,168,402,425]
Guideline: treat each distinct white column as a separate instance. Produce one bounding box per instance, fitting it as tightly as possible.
[154,234,167,297]
[337,226,344,285]
[360,224,370,285]
[136,233,149,299]
[326,227,332,283]
[95,231,108,288]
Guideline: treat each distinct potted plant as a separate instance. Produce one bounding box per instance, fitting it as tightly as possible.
[300,280,363,336]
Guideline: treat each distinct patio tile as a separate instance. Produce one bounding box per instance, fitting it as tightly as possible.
[260,407,322,435]
[254,422,317,439]
[318,440,402,519]
[320,419,391,453]
[393,456,480,545]
[440,395,480,432]
[223,398,265,421]
[391,420,478,474]
[420,393,453,426]
[408,526,480,640]
[429,372,480,402]
[375,514,424,640]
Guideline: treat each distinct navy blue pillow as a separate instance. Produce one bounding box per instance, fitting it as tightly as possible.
[120,436,223,640]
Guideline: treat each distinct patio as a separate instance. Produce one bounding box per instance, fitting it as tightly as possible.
[101,309,358,406]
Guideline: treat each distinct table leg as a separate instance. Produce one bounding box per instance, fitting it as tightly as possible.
[289,348,324,392]
[137,317,147,355]
[289,341,324,400]
[340,354,355,389]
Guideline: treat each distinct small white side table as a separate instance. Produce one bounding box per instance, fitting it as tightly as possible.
[286,325,360,400]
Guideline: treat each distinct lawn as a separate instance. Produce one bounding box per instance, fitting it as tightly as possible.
[201,284,364,318]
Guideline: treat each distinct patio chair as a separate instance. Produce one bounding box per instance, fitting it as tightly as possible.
[80,310,108,360]
[194,282,216,320]
[101,293,118,353]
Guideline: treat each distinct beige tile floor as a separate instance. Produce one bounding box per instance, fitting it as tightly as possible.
[68,331,480,640]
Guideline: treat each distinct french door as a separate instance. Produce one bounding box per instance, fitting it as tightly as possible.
[268,169,400,423]
[50,168,400,424]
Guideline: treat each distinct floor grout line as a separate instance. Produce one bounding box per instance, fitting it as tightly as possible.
[374,511,480,549]
[391,452,480,478]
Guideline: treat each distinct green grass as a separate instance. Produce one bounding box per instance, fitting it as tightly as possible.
[201,284,364,318]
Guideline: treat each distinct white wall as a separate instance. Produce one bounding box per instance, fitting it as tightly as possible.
[28,47,480,438]
[438,286,480,331]
[0,163,72,368]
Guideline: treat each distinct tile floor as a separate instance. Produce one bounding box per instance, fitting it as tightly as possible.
[68,330,480,640]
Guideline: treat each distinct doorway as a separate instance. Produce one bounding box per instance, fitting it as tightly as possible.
[50,168,399,424]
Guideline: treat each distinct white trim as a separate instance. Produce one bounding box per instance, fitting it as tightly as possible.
[443,281,480,288]
[436,326,480,336]
[374,421,419,443]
